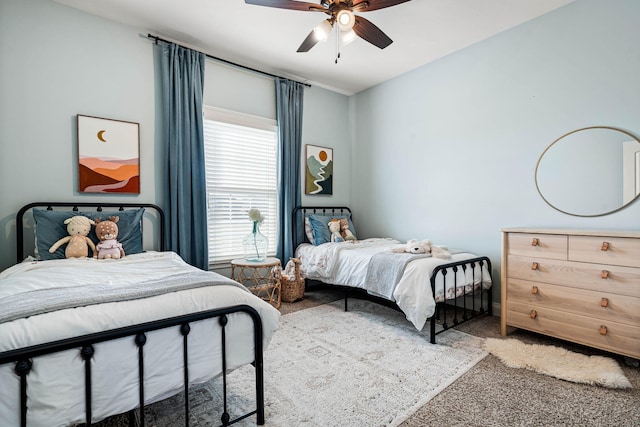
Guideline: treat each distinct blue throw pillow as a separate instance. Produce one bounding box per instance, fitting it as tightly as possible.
[33,208,145,260]
[307,213,357,245]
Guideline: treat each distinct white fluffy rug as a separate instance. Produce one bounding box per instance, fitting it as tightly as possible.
[484,338,632,389]
[159,300,488,427]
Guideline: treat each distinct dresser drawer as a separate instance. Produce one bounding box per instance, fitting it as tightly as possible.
[569,235,640,268]
[506,301,640,359]
[507,233,567,260]
[506,255,640,297]
[506,279,640,327]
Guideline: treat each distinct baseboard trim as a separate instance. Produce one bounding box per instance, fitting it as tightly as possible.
[491,302,501,317]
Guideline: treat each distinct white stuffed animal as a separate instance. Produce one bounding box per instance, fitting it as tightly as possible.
[430,245,452,259]
[405,239,432,254]
[390,239,451,259]
[283,257,302,277]
[48,216,97,258]
[390,239,430,254]
[328,219,344,243]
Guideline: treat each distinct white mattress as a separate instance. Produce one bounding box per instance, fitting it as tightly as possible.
[0,252,281,427]
[296,239,492,331]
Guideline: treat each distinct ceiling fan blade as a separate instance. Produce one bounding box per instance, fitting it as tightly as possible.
[297,29,321,52]
[352,16,393,49]
[352,0,411,12]
[245,0,325,12]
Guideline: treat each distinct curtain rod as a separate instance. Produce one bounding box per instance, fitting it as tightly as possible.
[147,34,311,88]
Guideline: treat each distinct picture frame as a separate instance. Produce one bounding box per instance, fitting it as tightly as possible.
[305,144,333,195]
[77,114,140,194]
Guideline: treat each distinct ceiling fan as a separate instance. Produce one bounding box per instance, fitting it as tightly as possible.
[245,0,411,54]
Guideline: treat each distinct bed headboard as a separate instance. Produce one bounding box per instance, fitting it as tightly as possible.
[16,202,165,263]
[292,206,352,249]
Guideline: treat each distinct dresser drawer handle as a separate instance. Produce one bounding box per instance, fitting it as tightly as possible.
[601,270,609,279]
[530,310,537,319]
[600,325,607,336]
[531,238,539,247]
[531,286,539,295]
[600,298,609,308]
[531,262,539,271]
[601,242,610,251]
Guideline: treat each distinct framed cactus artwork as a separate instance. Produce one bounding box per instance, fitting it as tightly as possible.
[305,144,333,195]
[77,114,140,194]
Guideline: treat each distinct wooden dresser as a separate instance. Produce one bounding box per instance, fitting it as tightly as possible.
[501,228,640,359]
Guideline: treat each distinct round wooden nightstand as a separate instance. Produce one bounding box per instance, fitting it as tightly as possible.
[230,257,281,309]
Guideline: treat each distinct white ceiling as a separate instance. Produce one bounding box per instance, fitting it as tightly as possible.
[52,0,574,95]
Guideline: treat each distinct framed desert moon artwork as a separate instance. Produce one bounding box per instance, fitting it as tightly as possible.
[77,114,140,194]
[305,144,333,195]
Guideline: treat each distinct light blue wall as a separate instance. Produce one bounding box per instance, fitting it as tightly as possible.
[0,0,351,270]
[0,0,157,269]
[204,62,276,120]
[301,86,351,208]
[351,0,640,301]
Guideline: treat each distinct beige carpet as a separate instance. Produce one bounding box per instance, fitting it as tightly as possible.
[402,312,640,427]
[484,338,632,389]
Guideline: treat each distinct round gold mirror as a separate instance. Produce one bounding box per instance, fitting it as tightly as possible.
[535,126,640,217]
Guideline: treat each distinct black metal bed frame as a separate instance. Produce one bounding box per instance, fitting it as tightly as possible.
[293,206,492,344]
[0,306,264,427]
[3,202,266,427]
[16,202,166,264]
[427,256,492,343]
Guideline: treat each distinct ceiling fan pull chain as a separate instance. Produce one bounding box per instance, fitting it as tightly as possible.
[335,28,340,64]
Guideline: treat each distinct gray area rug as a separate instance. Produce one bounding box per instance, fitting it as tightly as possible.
[98,299,487,427]
[96,289,640,427]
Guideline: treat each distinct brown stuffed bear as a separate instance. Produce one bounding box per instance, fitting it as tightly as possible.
[339,218,356,241]
[94,216,125,259]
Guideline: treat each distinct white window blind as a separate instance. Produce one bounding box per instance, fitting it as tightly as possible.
[203,106,278,264]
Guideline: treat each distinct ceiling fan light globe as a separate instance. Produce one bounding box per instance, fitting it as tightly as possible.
[313,19,333,41]
[336,10,355,31]
[341,29,357,45]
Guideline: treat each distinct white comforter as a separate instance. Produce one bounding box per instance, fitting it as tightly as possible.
[0,252,281,427]
[296,239,492,331]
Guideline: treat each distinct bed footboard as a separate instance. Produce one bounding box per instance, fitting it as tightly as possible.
[429,256,492,344]
[0,305,265,427]
[341,256,492,344]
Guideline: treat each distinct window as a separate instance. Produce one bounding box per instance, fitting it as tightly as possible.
[203,106,278,264]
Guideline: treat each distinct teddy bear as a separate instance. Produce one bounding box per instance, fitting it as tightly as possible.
[394,239,432,254]
[49,215,97,258]
[328,219,344,242]
[339,218,356,242]
[94,216,125,259]
[390,239,451,259]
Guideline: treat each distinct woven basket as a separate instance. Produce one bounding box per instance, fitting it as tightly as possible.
[281,276,305,303]
[278,258,305,303]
